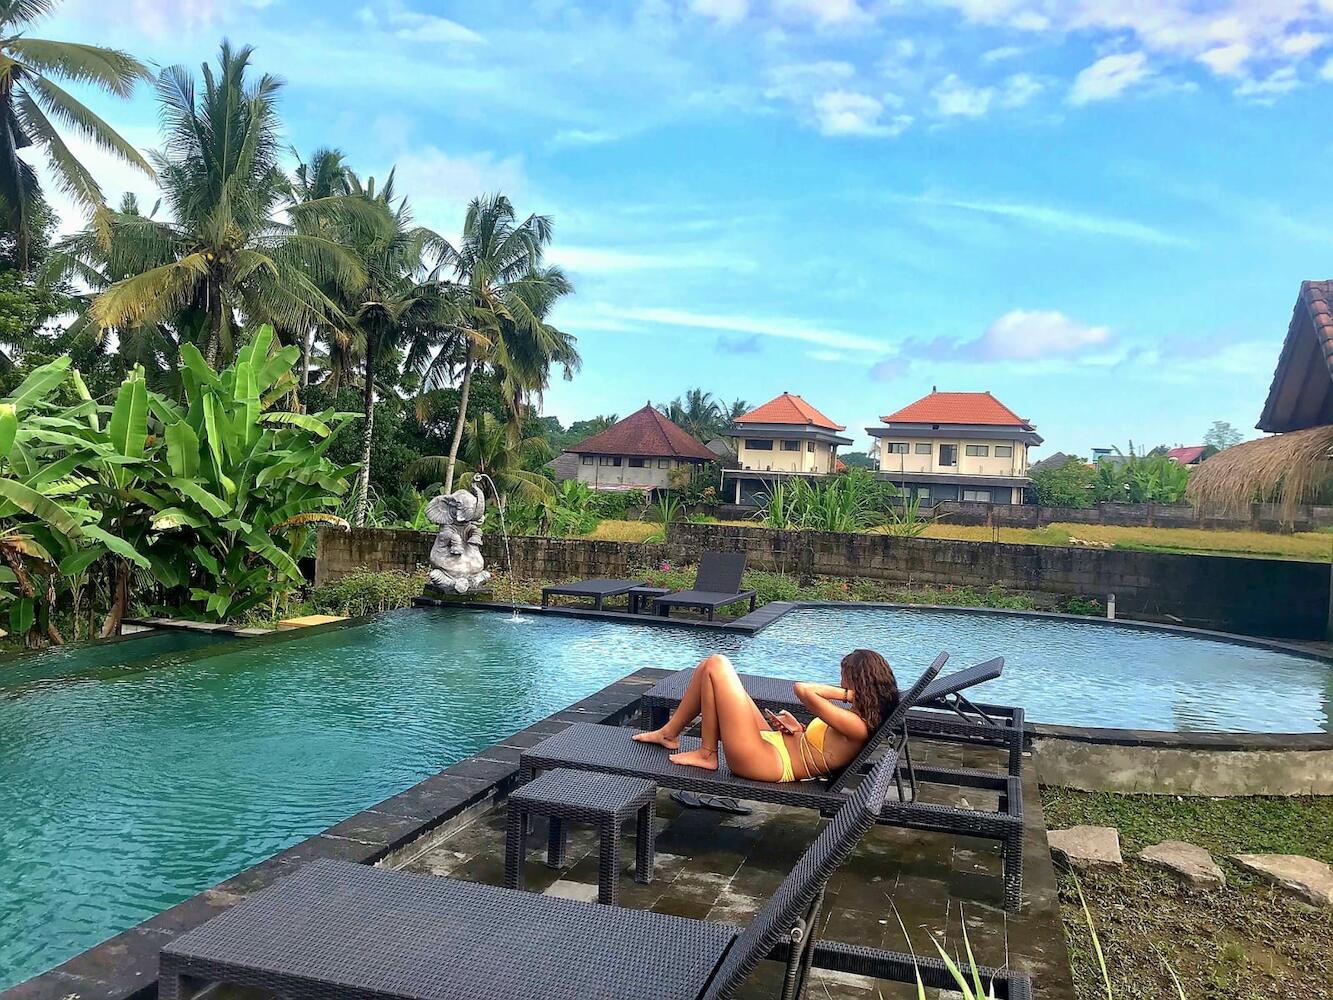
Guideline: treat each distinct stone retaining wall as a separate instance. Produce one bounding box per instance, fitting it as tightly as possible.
[314,523,1331,638]
[930,500,1333,532]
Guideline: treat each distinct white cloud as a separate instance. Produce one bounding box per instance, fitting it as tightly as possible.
[982,45,1024,62]
[1235,66,1301,99]
[1069,52,1152,105]
[998,73,1043,107]
[385,148,527,234]
[814,91,911,137]
[1197,43,1251,76]
[590,304,887,353]
[550,128,619,147]
[1279,30,1328,58]
[897,191,1186,245]
[933,74,993,117]
[358,3,485,43]
[774,0,869,28]
[691,0,748,24]
[972,309,1111,361]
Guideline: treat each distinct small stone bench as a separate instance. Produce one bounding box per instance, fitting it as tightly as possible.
[504,769,656,906]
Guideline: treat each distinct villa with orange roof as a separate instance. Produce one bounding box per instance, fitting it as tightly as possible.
[721,392,852,505]
[866,389,1042,506]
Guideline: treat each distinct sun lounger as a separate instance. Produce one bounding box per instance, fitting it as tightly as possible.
[158,738,1033,1000]
[541,577,646,610]
[522,653,1026,910]
[652,551,757,620]
[642,656,1025,778]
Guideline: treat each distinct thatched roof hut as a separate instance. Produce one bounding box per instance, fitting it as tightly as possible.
[1188,281,1333,520]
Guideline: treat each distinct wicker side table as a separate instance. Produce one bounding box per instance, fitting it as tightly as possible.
[505,768,656,906]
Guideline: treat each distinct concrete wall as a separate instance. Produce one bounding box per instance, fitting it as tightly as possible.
[669,523,1330,638]
[315,522,1331,638]
[933,499,1333,532]
[735,437,835,474]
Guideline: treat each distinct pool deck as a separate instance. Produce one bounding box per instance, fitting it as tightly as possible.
[4,666,1074,1000]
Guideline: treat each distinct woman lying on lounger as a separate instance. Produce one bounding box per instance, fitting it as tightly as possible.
[633,650,900,782]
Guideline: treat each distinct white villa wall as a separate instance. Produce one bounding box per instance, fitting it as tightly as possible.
[735,438,837,474]
[573,455,677,489]
[871,436,1029,477]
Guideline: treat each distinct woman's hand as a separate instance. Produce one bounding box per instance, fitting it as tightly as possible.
[775,710,805,735]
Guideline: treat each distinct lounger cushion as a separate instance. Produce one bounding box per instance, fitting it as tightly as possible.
[162,859,734,1000]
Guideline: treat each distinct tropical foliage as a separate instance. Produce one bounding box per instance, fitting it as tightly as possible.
[0,0,152,260]
[0,326,354,645]
[656,388,749,442]
[1032,450,1191,507]
[753,469,893,532]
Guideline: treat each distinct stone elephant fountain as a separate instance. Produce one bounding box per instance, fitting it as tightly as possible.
[425,477,491,594]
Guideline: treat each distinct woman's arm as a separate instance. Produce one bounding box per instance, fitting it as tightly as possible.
[792,681,870,741]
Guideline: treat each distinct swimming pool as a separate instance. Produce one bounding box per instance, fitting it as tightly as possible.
[1,605,1328,987]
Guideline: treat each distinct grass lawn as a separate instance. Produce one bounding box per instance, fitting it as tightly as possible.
[918,522,1333,561]
[579,519,661,542]
[1041,789,1333,1000]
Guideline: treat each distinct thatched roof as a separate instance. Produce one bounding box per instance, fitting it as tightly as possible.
[1186,426,1333,519]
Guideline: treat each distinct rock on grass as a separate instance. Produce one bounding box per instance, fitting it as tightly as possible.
[1138,841,1225,889]
[1047,826,1123,871]
[1229,854,1333,908]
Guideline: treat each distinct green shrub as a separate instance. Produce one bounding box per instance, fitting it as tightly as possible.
[1059,595,1103,616]
[308,570,426,617]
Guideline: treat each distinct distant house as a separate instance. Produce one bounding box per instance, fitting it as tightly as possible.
[720,392,852,506]
[1028,451,1072,474]
[1166,446,1207,467]
[559,403,715,492]
[865,390,1042,506]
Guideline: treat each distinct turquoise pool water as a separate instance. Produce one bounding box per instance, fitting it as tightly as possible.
[1,605,1328,987]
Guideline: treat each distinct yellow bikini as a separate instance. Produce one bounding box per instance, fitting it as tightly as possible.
[761,718,831,783]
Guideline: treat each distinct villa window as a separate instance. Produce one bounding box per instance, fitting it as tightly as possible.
[914,443,931,455]
[746,439,773,450]
[781,440,800,451]
[916,487,931,500]
[807,442,815,452]
[628,457,646,468]
[965,445,989,457]
[581,456,593,466]
[887,442,909,454]
[657,459,670,469]
[995,445,1013,458]
[939,444,957,466]
[599,456,622,467]
[962,489,992,502]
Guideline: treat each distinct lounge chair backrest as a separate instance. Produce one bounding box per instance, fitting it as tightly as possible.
[695,551,746,594]
[825,650,948,794]
[699,743,902,1000]
[918,656,1004,706]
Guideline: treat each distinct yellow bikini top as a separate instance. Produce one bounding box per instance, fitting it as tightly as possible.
[799,718,831,776]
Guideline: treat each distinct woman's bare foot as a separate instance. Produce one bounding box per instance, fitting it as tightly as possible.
[669,747,719,770]
[632,728,680,750]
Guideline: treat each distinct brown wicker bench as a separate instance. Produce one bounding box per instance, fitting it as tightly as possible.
[505,768,656,905]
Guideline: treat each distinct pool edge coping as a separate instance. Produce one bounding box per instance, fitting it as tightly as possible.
[1,665,670,1000]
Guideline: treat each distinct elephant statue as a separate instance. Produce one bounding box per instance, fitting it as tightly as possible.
[425,477,491,594]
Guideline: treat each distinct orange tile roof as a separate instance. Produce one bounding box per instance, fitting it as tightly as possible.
[566,404,715,460]
[735,392,845,430]
[879,391,1033,429]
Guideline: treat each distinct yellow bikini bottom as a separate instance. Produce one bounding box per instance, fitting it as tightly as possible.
[759,730,795,782]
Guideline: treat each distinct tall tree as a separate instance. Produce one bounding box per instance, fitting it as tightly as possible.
[428,193,575,494]
[325,169,452,526]
[659,388,721,440]
[0,0,152,260]
[285,146,350,394]
[1203,420,1242,451]
[88,42,362,365]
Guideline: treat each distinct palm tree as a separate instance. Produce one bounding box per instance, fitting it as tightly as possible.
[285,146,351,394]
[426,193,576,495]
[659,388,720,440]
[408,411,551,506]
[326,169,452,526]
[0,0,153,261]
[88,42,362,365]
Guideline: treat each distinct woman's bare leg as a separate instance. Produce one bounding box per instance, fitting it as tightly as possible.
[634,653,734,749]
[669,656,783,781]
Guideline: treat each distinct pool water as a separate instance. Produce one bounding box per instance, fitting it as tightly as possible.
[1,606,1328,987]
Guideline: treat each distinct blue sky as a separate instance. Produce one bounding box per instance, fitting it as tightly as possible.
[34,0,1333,456]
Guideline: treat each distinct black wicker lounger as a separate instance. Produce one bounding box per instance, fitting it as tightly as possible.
[159,742,1033,1000]
[522,654,1026,910]
[642,656,1025,778]
[653,551,757,620]
[541,577,646,610]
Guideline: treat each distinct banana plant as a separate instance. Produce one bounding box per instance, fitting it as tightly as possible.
[149,325,355,620]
